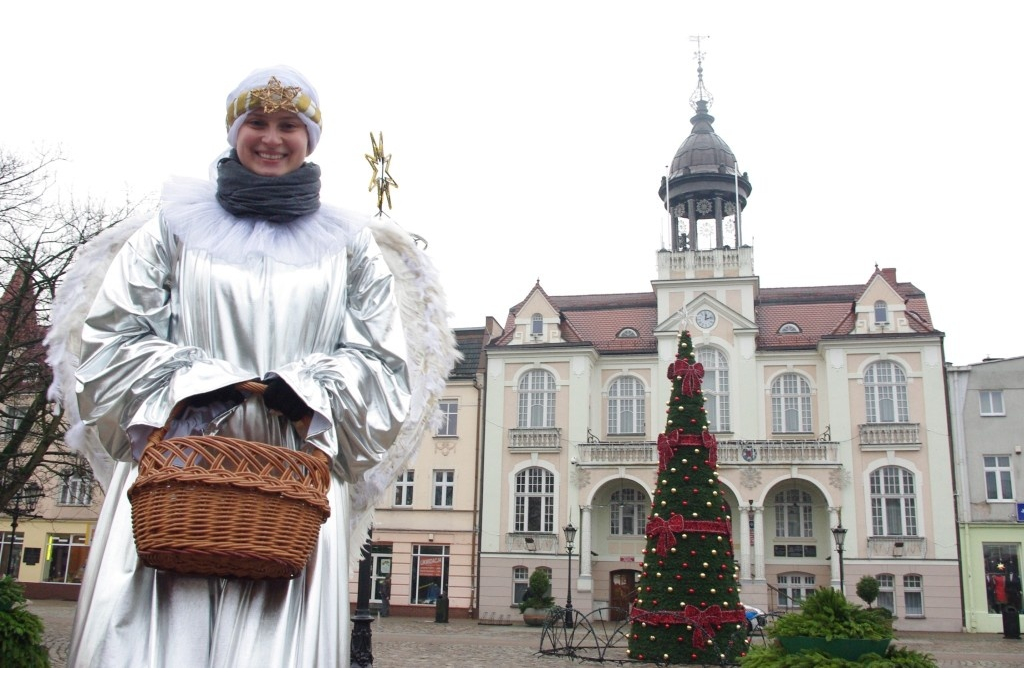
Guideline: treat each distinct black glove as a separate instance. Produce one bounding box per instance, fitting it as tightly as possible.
[262,378,313,422]
[185,385,244,408]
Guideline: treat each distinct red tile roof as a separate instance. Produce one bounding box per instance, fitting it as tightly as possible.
[492,270,939,353]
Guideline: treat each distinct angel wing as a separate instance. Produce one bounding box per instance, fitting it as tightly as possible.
[45,214,154,491]
[348,216,461,569]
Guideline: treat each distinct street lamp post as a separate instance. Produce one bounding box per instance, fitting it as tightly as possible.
[563,522,576,629]
[831,524,847,597]
[4,482,43,577]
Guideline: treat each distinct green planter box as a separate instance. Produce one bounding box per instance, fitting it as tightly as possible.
[778,636,892,660]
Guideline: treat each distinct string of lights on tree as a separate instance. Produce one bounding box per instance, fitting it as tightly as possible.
[628,326,748,665]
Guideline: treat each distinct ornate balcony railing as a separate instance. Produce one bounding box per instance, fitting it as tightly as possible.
[858,422,921,448]
[717,440,840,465]
[508,427,562,452]
[575,439,840,466]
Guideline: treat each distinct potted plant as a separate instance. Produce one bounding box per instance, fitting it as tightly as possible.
[769,587,894,660]
[518,569,555,626]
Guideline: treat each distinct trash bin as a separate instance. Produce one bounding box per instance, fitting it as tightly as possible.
[434,594,449,623]
[1002,606,1020,639]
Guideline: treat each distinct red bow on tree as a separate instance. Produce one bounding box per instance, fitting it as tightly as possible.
[647,513,685,557]
[682,604,747,648]
[667,359,704,396]
[657,429,687,471]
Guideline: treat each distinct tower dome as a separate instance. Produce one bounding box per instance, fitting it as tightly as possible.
[659,56,751,252]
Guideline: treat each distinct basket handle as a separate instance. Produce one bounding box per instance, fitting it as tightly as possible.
[145,381,318,457]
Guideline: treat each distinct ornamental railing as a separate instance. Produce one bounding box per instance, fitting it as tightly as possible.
[575,439,840,466]
[508,427,562,452]
[858,422,921,447]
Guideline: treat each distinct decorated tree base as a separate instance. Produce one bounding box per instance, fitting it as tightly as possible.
[627,328,748,665]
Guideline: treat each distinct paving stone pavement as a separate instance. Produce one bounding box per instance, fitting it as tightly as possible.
[25,599,1024,668]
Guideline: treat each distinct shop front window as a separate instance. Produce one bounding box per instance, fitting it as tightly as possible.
[984,543,1022,614]
[45,533,89,583]
[410,544,449,605]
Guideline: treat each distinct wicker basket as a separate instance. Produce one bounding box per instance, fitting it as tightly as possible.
[128,416,331,581]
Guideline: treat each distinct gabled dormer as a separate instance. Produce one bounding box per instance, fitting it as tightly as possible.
[501,281,564,345]
[855,267,909,334]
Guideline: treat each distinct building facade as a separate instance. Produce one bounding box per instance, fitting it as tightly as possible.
[350,322,498,618]
[475,68,962,631]
[948,356,1024,632]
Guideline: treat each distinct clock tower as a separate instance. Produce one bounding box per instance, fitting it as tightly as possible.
[659,49,752,253]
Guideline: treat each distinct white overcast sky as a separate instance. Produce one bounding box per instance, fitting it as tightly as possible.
[6,1,1022,367]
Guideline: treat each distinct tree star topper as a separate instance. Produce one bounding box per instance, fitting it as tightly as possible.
[365,132,398,214]
[250,76,302,114]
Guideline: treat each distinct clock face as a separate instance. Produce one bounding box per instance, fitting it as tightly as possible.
[695,309,716,329]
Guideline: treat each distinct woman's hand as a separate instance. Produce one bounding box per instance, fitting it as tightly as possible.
[262,378,313,422]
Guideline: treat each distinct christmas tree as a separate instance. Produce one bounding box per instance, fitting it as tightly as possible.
[628,328,747,665]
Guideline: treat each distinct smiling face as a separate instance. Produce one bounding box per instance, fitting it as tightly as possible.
[234,109,309,176]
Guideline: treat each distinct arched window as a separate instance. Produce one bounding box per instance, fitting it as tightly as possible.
[771,373,812,433]
[610,488,649,536]
[774,488,814,538]
[531,313,543,336]
[864,360,909,423]
[608,376,645,435]
[876,573,895,615]
[778,323,801,334]
[697,347,730,432]
[518,369,556,428]
[514,467,555,532]
[776,573,816,609]
[869,466,918,536]
[874,300,888,324]
[617,327,639,338]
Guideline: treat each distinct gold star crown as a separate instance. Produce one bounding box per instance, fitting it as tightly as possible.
[226,76,322,130]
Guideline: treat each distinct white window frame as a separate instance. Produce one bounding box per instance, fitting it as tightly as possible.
[980,390,1005,416]
[877,573,896,616]
[864,360,909,423]
[771,373,813,433]
[774,488,814,538]
[530,313,543,336]
[432,469,455,508]
[514,467,555,533]
[608,376,646,435]
[394,469,414,508]
[984,455,1015,501]
[60,473,93,506]
[776,573,816,608]
[870,466,918,536]
[512,565,529,605]
[697,347,730,432]
[437,400,458,437]
[609,488,648,536]
[874,300,888,324]
[903,574,924,617]
[518,370,556,428]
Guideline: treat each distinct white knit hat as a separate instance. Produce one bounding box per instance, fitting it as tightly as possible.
[225,65,322,154]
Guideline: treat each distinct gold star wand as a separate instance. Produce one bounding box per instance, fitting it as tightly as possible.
[365,131,398,215]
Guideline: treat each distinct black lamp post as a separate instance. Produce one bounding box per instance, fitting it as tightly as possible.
[563,522,576,629]
[831,524,847,597]
[4,481,42,577]
[350,528,374,667]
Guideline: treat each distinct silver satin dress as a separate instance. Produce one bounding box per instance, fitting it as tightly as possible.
[68,189,410,668]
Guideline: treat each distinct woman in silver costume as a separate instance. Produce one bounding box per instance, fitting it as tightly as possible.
[50,66,443,667]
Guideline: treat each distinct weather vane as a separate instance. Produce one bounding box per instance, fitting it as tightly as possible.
[365,131,398,215]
